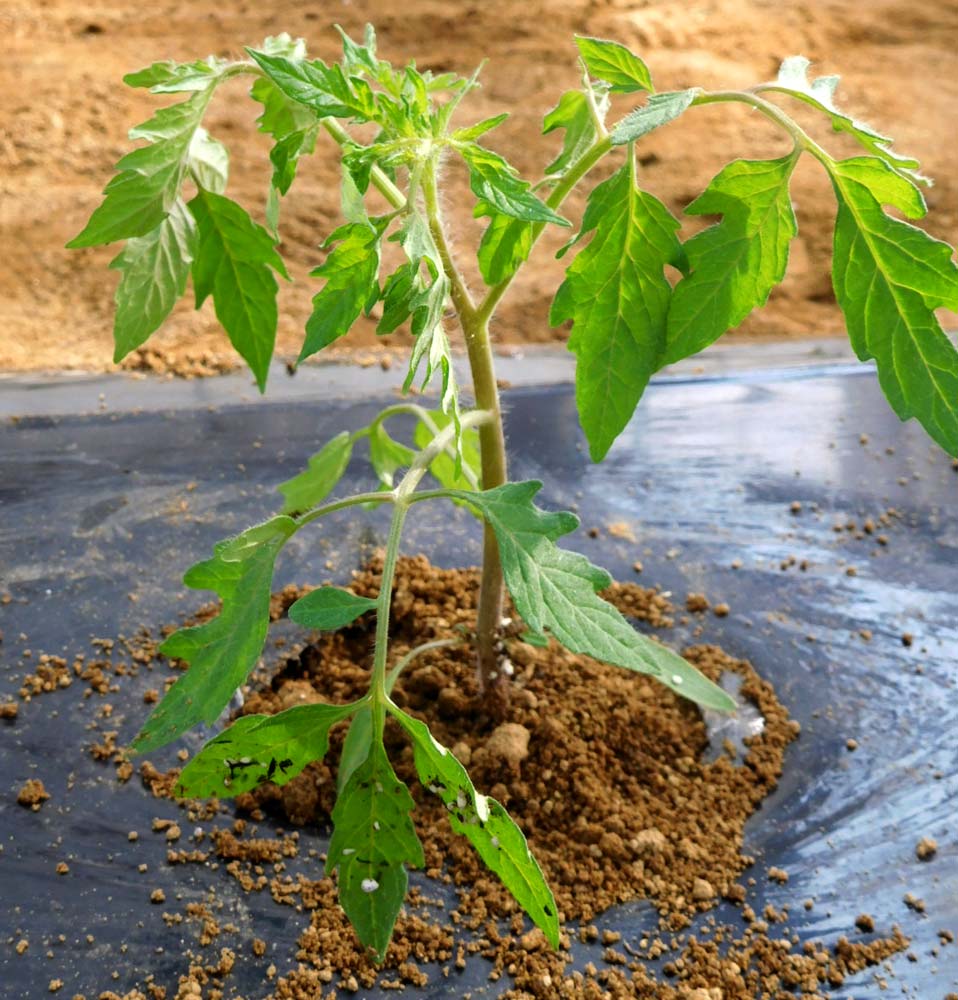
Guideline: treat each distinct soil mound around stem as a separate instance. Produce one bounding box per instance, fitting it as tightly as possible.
[146,555,902,999]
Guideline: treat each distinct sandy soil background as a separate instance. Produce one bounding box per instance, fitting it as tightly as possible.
[1,0,956,376]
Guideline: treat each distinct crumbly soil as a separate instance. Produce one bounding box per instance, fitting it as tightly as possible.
[78,555,907,999]
[3,0,958,376]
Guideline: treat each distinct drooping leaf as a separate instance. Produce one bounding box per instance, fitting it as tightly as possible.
[575,36,653,94]
[611,89,699,146]
[327,743,424,962]
[829,156,958,455]
[543,90,601,176]
[391,707,560,948]
[277,430,354,515]
[132,517,297,754]
[299,222,382,362]
[288,586,377,630]
[551,159,685,461]
[247,49,377,122]
[175,702,356,798]
[368,421,415,488]
[459,143,569,226]
[68,89,217,248]
[764,57,925,184]
[663,155,798,365]
[187,128,229,194]
[108,198,197,362]
[477,212,535,286]
[447,481,736,711]
[189,189,289,390]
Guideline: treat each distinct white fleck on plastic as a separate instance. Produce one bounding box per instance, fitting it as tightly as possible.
[361,878,379,893]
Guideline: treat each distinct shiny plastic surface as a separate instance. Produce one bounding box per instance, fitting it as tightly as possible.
[1,368,955,997]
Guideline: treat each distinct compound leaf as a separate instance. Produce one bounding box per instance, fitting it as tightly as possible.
[664,155,798,365]
[460,143,568,226]
[108,197,197,362]
[391,707,560,948]
[299,222,381,362]
[551,160,685,461]
[764,57,925,184]
[611,89,698,146]
[68,89,216,248]
[277,430,354,515]
[829,156,958,455]
[448,481,735,711]
[575,36,652,94]
[189,189,289,391]
[288,587,377,630]
[175,702,355,798]
[327,743,424,962]
[132,516,297,754]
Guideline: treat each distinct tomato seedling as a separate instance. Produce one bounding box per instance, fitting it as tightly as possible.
[70,26,958,960]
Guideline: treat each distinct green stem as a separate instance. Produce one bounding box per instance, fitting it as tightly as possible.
[421,158,477,321]
[693,90,833,165]
[294,490,394,529]
[385,637,462,694]
[321,119,408,210]
[476,135,613,324]
[369,501,407,742]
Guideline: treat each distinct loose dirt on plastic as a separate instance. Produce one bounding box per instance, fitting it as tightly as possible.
[3,0,958,376]
[57,555,907,999]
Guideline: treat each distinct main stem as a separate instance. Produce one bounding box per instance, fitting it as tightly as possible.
[422,162,508,695]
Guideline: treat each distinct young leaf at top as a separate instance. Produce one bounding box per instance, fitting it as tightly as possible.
[829,156,958,455]
[762,57,925,184]
[277,430,354,515]
[132,517,297,754]
[299,222,382,363]
[452,113,510,143]
[611,89,698,146]
[460,144,569,226]
[288,587,378,630]
[327,743,424,963]
[575,36,652,93]
[175,702,356,798]
[663,155,798,366]
[189,189,289,391]
[68,87,218,248]
[543,90,602,176]
[108,198,197,362]
[551,158,686,461]
[391,708,560,948]
[446,481,736,711]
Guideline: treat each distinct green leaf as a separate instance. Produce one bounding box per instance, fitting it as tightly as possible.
[447,481,736,711]
[189,189,289,391]
[132,516,297,754]
[611,89,698,146]
[413,412,481,491]
[188,128,229,194]
[663,155,798,366]
[327,743,424,962]
[543,90,600,176]
[377,263,416,334]
[551,160,685,461]
[452,113,509,143]
[337,706,373,792]
[108,198,197,362]
[765,57,925,184]
[175,702,355,798]
[299,222,381,362]
[368,421,415,488]
[477,212,534,286]
[460,143,569,226]
[575,36,653,94]
[288,587,377,630]
[391,707,560,948]
[124,56,228,93]
[277,430,354,515]
[337,23,382,78]
[250,75,319,199]
[247,49,377,122]
[68,89,216,248]
[829,156,958,455]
